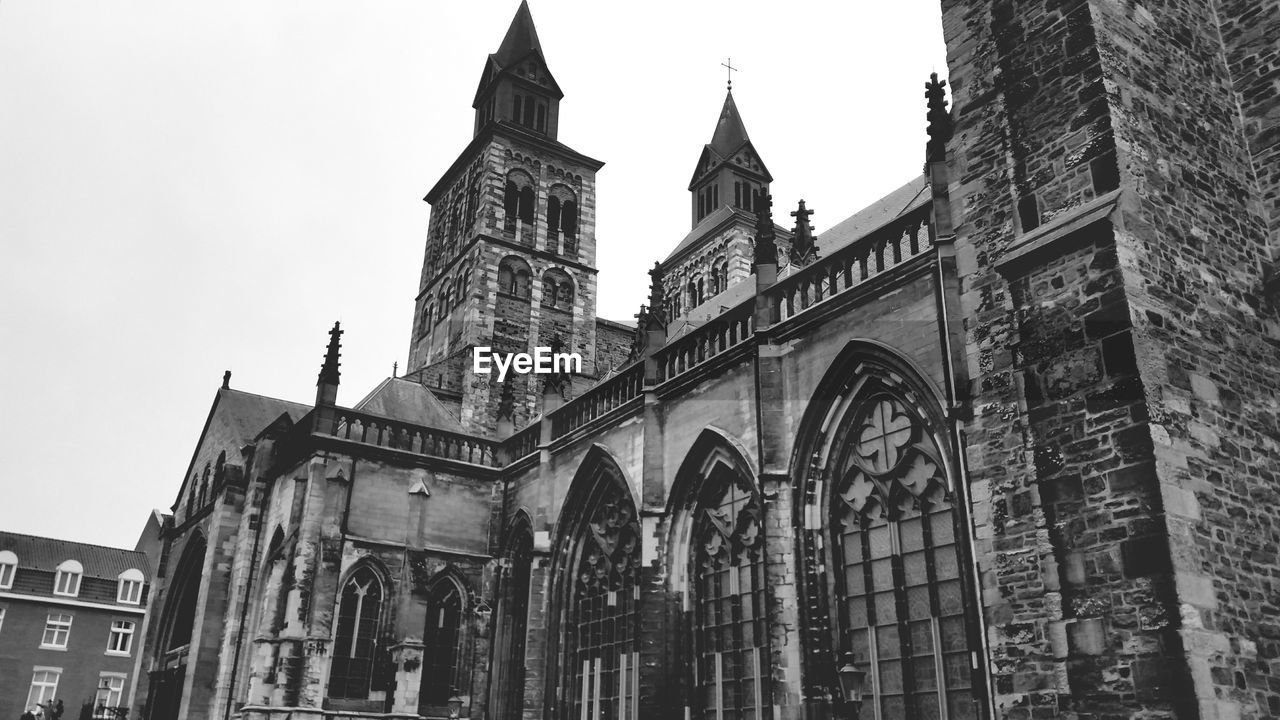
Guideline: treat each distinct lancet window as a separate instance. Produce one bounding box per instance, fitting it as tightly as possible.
[421,576,467,705]
[825,387,977,720]
[551,465,641,720]
[328,565,388,700]
[691,464,769,720]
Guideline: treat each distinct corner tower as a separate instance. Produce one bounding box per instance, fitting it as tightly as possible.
[688,90,772,227]
[405,1,604,435]
[661,90,784,321]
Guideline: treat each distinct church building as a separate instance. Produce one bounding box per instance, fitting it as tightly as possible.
[134,2,1280,720]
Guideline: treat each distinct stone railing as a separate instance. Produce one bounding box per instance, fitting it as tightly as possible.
[654,297,755,382]
[504,422,541,462]
[769,208,932,323]
[311,407,501,468]
[548,361,645,440]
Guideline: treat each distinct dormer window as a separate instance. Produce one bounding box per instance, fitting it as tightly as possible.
[117,568,145,604]
[54,559,83,597]
[0,550,16,589]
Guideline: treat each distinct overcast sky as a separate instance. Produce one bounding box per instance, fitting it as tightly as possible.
[0,2,947,550]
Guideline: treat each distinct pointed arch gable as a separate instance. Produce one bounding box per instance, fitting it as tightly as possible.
[789,341,984,716]
[550,443,636,543]
[545,444,642,720]
[158,531,207,654]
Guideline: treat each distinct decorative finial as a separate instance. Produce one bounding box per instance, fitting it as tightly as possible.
[392,361,398,379]
[222,370,231,389]
[318,321,343,387]
[926,72,953,162]
[752,191,777,267]
[789,199,819,266]
[721,57,738,92]
[647,262,665,312]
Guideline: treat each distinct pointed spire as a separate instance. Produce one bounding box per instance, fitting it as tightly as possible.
[789,199,819,266]
[709,90,752,158]
[926,73,953,162]
[318,321,342,387]
[753,191,777,267]
[494,0,544,67]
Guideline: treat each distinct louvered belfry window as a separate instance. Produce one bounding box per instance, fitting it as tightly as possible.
[831,393,976,720]
[693,471,770,720]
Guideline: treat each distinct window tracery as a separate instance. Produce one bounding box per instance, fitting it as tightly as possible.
[826,390,976,720]
[329,565,388,700]
[552,472,641,720]
[692,469,769,720]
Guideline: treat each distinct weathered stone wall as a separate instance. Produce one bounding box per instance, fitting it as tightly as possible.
[941,0,1280,718]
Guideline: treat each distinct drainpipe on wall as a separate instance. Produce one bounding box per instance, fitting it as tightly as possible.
[926,73,998,720]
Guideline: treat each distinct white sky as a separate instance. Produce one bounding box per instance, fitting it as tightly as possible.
[0,2,947,550]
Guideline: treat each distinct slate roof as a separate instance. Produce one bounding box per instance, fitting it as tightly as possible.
[215,388,312,445]
[662,175,933,335]
[815,174,930,256]
[708,91,751,158]
[0,531,149,578]
[494,0,542,67]
[353,377,465,432]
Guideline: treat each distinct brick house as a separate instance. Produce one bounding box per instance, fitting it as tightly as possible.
[134,1,1280,720]
[0,533,151,720]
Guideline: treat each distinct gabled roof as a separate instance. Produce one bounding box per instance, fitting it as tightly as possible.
[709,91,750,157]
[494,0,542,67]
[473,1,563,106]
[353,377,465,432]
[816,175,930,255]
[0,531,149,578]
[688,90,772,189]
[173,386,312,509]
[663,206,790,264]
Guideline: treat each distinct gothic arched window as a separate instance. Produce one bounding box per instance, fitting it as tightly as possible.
[421,576,467,706]
[550,460,641,720]
[329,565,387,700]
[821,382,978,720]
[489,520,533,720]
[690,461,769,720]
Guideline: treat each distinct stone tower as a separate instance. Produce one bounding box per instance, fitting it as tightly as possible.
[660,90,782,320]
[940,1,1280,718]
[405,0,604,434]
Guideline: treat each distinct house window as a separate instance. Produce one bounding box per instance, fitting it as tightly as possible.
[54,560,82,597]
[42,613,72,649]
[552,465,640,720]
[0,550,16,589]
[107,620,135,655]
[0,607,6,635]
[94,674,126,718]
[830,393,977,720]
[693,469,770,719]
[421,579,466,705]
[26,669,61,709]
[117,569,144,604]
[328,565,387,700]
[512,94,523,123]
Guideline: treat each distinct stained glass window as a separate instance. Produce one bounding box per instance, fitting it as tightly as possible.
[693,471,770,720]
[329,566,386,700]
[421,579,466,704]
[556,486,640,720]
[831,393,976,720]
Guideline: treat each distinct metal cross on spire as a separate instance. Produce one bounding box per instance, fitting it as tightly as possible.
[721,57,738,91]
